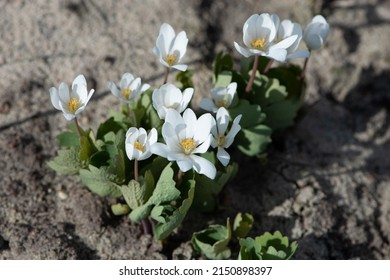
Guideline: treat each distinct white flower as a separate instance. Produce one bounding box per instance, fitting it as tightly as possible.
[303,15,329,50]
[153,23,188,71]
[49,74,94,120]
[107,73,150,104]
[234,13,298,62]
[125,127,157,161]
[199,82,237,113]
[152,83,193,120]
[211,107,242,166]
[276,20,310,61]
[150,108,216,179]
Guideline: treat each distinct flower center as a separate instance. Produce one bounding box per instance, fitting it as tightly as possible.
[215,97,228,108]
[165,54,177,66]
[217,135,226,147]
[134,141,144,152]
[121,88,132,99]
[251,37,267,50]
[68,98,80,114]
[180,138,197,155]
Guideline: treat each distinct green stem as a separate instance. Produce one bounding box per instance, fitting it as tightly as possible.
[73,117,83,137]
[244,55,259,97]
[176,169,184,186]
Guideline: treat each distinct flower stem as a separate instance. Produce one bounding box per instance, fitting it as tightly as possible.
[134,159,139,182]
[176,169,184,185]
[244,55,259,97]
[263,59,274,74]
[300,55,310,79]
[141,219,150,235]
[73,117,83,137]
[163,67,170,84]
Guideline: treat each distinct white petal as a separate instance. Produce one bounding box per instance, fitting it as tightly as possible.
[148,128,158,145]
[171,31,188,60]
[178,88,193,113]
[304,34,323,50]
[216,107,230,135]
[150,143,169,158]
[58,82,70,103]
[193,134,211,154]
[159,23,176,55]
[162,122,181,153]
[226,82,237,106]
[165,108,185,131]
[63,113,76,120]
[271,35,298,50]
[125,143,135,160]
[120,73,134,89]
[182,108,197,139]
[199,98,217,113]
[266,48,287,62]
[193,113,213,143]
[177,158,193,172]
[243,14,259,46]
[72,76,88,103]
[49,87,61,110]
[217,148,230,166]
[287,49,310,60]
[107,81,121,98]
[126,127,139,143]
[172,64,188,71]
[191,155,216,179]
[225,115,242,148]
[234,42,254,58]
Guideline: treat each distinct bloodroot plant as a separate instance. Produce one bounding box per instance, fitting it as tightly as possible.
[48,13,329,259]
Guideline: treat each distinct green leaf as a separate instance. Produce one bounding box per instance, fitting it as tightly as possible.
[255,231,298,260]
[111,203,130,216]
[129,164,180,222]
[154,179,196,240]
[121,171,154,210]
[139,90,162,130]
[176,70,194,90]
[192,218,232,260]
[239,231,298,260]
[236,124,272,156]
[238,237,262,260]
[228,99,265,129]
[79,165,122,197]
[214,71,233,88]
[80,133,97,163]
[57,131,79,147]
[213,52,233,80]
[262,97,302,130]
[233,213,254,238]
[96,117,124,140]
[47,147,82,175]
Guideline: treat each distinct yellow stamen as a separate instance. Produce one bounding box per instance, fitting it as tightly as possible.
[251,37,267,50]
[217,135,226,147]
[166,54,177,66]
[180,138,197,155]
[134,141,144,152]
[121,88,132,99]
[68,98,80,114]
[215,98,228,108]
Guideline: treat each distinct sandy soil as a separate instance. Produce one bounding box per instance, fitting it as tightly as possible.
[1,0,390,259]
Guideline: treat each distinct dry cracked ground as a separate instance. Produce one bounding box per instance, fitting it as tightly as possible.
[1,0,390,259]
